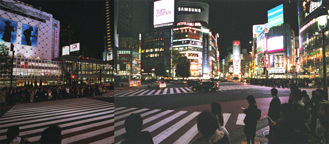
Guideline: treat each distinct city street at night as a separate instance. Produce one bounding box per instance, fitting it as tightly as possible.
[114,82,308,143]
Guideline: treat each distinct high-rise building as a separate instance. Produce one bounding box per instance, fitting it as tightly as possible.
[103,0,114,62]
[60,25,73,56]
[114,0,150,75]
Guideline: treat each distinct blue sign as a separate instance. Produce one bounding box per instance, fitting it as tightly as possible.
[268,4,284,28]
[255,26,263,33]
[21,24,38,47]
[0,18,17,43]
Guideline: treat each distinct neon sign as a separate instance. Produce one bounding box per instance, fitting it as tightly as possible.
[177,22,202,27]
[233,41,240,46]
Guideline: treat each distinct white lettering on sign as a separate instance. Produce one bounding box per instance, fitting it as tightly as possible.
[177,22,202,27]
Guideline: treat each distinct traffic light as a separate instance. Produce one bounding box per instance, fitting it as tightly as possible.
[98,76,101,80]
[79,55,85,60]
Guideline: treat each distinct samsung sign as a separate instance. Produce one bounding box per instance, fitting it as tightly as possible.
[153,0,175,26]
[268,4,284,28]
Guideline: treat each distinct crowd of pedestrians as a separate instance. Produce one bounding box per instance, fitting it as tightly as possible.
[0,84,106,108]
[121,86,329,144]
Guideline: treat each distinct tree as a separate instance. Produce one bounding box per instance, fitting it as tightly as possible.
[176,56,190,80]
[164,49,184,69]
[155,61,166,77]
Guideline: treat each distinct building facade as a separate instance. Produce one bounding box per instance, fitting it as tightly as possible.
[298,0,329,78]
[0,0,61,86]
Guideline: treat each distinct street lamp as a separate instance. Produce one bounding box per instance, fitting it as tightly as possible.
[317,15,328,99]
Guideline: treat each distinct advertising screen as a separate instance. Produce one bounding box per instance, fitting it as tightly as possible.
[268,4,284,28]
[62,46,69,56]
[0,18,17,43]
[267,35,284,53]
[21,24,38,47]
[252,24,264,38]
[153,0,175,26]
[70,43,80,52]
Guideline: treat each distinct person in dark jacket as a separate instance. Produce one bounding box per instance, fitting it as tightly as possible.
[121,113,153,144]
[39,125,62,144]
[267,88,281,139]
[243,95,261,144]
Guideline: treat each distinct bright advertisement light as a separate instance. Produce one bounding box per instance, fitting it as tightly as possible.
[153,0,174,26]
[268,4,284,28]
[267,35,284,53]
[70,43,80,52]
[62,46,69,56]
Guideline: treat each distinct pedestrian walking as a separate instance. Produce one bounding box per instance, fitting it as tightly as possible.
[242,95,261,144]
[0,88,6,108]
[39,125,62,144]
[211,102,230,143]
[4,126,30,144]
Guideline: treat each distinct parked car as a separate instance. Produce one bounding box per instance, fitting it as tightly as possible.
[191,81,220,92]
[147,80,166,89]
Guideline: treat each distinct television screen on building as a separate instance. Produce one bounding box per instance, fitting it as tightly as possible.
[21,24,38,47]
[267,35,284,53]
[153,0,175,26]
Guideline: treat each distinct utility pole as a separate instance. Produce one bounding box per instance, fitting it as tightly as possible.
[10,43,14,88]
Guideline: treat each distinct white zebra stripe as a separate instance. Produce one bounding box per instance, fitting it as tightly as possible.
[175,88,181,93]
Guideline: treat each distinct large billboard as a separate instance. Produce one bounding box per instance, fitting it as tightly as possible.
[21,24,38,47]
[0,18,17,43]
[202,31,209,74]
[268,4,284,28]
[53,20,60,58]
[267,35,284,53]
[153,0,175,26]
[70,43,80,52]
[233,40,241,76]
[62,46,69,56]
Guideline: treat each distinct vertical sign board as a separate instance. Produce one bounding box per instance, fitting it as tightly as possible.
[62,46,69,56]
[233,41,241,76]
[53,20,60,58]
[268,4,284,28]
[202,31,210,75]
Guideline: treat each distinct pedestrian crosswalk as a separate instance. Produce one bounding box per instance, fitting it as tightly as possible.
[114,85,259,97]
[0,98,114,144]
[114,107,247,144]
[114,87,194,97]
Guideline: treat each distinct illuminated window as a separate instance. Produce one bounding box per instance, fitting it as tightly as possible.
[150,54,154,57]
[160,48,164,51]
[142,50,145,53]
[155,48,159,52]
[146,49,149,52]
[155,53,159,57]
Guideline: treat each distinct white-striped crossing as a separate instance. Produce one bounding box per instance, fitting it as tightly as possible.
[115,87,194,97]
[114,107,246,144]
[0,98,114,144]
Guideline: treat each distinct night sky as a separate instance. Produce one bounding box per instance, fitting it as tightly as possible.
[19,0,299,60]
[20,0,105,59]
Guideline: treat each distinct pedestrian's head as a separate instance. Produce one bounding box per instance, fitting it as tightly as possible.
[271,88,278,97]
[39,125,62,144]
[124,113,143,134]
[290,89,302,101]
[197,111,219,136]
[5,21,10,25]
[29,27,33,31]
[246,95,256,105]
[279,103,292,120]
[302,90,307,96]
[290,85,298,92]
[6,126,20,142]
[318,101,329,117]
[211,102,222,116]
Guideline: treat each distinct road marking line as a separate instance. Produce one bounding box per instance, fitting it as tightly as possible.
[89,136,114,144]
[143,111,187,132]
[153,112,200,144]
[137,89,150,96]
[115,110,174,137]
[236,113,246,125]
[127,89,145,96]
[115,109,161,127]
[163,88,168,94]
[179,87,187,93]
[175,88,181,93]
[223,113,231,127]
[185,87,193,92]
[114,108,149,122]
[170,88,174,94]
[146,90,156,95]
[173,124,198,144]
[155,89,162,95]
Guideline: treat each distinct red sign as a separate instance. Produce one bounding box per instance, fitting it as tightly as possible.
[71,75,76,79]
[233,41,240,46]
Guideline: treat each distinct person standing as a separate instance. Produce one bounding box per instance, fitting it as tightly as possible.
[267,88,281,139]
[243,95,261,144]
[121,113,153,144]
